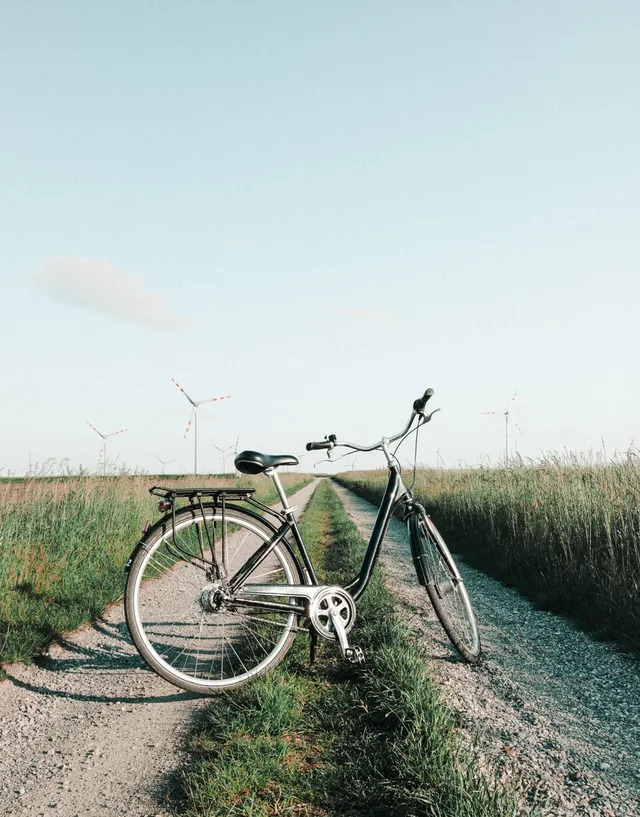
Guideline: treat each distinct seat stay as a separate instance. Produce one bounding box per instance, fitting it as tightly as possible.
[228,521,293,593]
[257,468,320,587]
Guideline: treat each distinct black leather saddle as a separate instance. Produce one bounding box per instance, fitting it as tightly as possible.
[234,450,299,475]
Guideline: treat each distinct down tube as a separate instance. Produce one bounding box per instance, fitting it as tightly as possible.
[344,468,399,601]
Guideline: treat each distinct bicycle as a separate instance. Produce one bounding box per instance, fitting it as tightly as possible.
[124,388,481,694]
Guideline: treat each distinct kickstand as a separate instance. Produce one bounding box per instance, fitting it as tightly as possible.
[309,629,318,665]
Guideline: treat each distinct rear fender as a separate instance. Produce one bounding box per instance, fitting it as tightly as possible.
[124,502,304,583]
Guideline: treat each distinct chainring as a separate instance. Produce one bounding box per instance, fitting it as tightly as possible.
[309,587,356,641]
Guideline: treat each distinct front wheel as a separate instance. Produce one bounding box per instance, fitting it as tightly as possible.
[408,512,481,662]
[125,505,302,694]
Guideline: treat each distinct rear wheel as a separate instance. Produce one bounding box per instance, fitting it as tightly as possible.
[409,512,481,662]
[125,506,301,694]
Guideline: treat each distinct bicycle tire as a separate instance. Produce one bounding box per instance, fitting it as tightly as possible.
[408,512,481,662]
[125,504,302,694]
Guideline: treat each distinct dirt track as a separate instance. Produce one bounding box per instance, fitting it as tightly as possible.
[0,480,318,817]
[2,477,639,817]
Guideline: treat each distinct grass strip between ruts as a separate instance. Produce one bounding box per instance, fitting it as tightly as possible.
[176,480,516,817]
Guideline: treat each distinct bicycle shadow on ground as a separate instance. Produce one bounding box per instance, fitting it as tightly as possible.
[3,615,200,705]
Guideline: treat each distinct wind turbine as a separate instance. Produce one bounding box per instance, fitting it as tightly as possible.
[213,442,236,474]
[214,435,240,475]
[171,377,231,475]
[482,390,523,467]
[86,421,128,476]
[155,455,175,475]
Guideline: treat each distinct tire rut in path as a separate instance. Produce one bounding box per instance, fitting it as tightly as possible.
[0,479,319,817]
[332,482,640,817]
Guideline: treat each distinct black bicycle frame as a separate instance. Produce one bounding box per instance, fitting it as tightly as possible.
[229,465,412,605]
[343,467,403,600]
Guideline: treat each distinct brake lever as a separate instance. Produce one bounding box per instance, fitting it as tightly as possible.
[312,447,335,468]
[421,407,441,423]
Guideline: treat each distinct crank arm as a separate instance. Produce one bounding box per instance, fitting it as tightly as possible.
[328,605,350,655]
[327,604,365,663]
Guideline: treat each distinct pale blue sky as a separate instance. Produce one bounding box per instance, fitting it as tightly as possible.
[1,2,639,475]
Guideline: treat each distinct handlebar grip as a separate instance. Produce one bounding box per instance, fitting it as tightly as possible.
[413,388,434,412]
[306,441,332,451]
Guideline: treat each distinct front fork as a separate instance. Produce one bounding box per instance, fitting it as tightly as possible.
[401,496,430,588]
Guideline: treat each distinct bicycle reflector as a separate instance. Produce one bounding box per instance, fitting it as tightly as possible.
[158,499,173,512]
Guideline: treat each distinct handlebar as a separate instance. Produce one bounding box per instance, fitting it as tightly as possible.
[305,388,437,455]
[306,440,333,451]
[413,387,434,413]
[306,433,337,451]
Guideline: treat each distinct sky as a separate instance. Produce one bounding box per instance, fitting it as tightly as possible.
[1,1,639,476]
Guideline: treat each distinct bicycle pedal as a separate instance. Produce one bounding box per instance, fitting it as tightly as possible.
[344,646,365,664]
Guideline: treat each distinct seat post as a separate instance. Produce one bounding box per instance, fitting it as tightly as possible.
[266,468,290,511]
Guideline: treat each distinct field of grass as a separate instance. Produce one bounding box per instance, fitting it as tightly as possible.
[0,472,311,668]
[178,480,515,817]
[337,459,640,650]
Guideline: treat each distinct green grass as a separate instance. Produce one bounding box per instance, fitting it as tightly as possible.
[177,480,515,817]
[336,458,640,650]
[0,472,312,668]
[176,481,332,817]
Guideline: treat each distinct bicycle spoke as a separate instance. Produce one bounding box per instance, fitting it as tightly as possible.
[219,619,227,680]
[233,610,291,631]
[238,619,270,663]
[225,637,249,675]
[230,531,251,565]
[238,618,280,649]
[251,566,285,581]
[193,616,205,678]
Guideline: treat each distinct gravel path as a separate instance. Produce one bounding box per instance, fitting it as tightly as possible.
[0,480,319,817]
[332,482,640,817]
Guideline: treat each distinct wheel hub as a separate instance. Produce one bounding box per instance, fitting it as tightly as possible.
[200,582,227,613]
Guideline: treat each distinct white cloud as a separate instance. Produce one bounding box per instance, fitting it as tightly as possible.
[34,257,192,331]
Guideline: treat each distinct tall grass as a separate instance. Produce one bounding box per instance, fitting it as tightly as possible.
[337,457,640,649]
[0,473,311,667]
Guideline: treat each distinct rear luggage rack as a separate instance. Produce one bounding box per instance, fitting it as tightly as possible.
[148,486,292,583]
[150,486,258,580]
[150,485,255,500]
